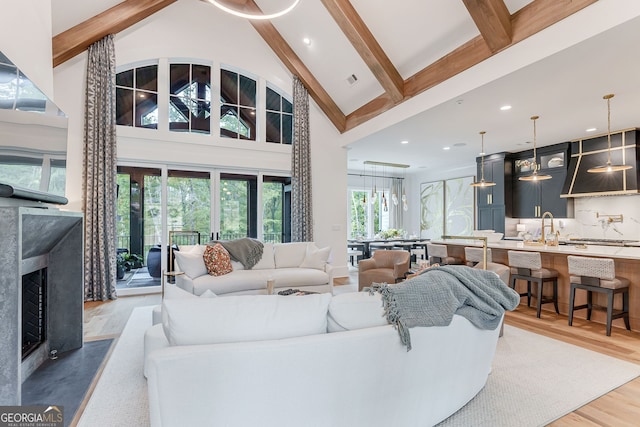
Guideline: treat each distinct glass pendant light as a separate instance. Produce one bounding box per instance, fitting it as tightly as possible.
[588,94,632,173]
[519,116,552,181]
[470,131,497,187]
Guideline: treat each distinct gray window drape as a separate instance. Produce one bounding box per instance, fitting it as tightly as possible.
[291,76,313,242]
[83,35,118,301]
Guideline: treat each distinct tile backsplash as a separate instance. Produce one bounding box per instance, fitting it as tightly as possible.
[505,195,640,241]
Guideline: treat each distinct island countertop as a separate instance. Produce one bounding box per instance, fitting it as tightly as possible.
[431,238,640,331]
[429,239,640,260]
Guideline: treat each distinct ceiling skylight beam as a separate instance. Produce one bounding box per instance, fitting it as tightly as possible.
[462,0,512,53]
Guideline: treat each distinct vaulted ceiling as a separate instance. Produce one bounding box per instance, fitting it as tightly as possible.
[52,0,595,133]
[51,0,640,173]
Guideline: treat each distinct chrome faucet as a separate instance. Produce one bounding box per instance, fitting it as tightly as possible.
[540,211,558,245]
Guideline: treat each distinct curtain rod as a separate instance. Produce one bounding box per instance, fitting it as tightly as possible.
[348,173,404,180]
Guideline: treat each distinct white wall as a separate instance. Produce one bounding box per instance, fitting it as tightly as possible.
[50,0,348,274]
[404,163,476,239]
[0,1,54,99]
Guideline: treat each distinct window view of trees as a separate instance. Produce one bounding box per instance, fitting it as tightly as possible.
[263,180,284,243]
[167,171,211,240]
[169,64,211,134]
[349,189,388,239]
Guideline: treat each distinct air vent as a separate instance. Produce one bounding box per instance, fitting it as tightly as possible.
[346,74,358,85]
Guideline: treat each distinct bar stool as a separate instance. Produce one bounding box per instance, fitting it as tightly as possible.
[567,256,631,336]
[507,250,559,318]
[464,247,492,267]
[426,243,462,265]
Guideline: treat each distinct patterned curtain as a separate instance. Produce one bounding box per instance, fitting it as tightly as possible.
[291,76,313,242]
[83,35,118,301]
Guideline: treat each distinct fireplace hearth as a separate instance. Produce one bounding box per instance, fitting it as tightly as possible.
[0,204,83,406]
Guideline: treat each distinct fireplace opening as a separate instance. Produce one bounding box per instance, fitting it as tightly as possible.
[22,268,46,360]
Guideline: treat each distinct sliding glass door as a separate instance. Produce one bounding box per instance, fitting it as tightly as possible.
[116,166,291,295]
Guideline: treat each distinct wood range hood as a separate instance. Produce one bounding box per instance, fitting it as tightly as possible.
[561,128,640,198]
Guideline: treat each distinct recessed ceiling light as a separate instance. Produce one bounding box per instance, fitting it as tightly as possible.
[479,152,485,156]
[500,105,512,111]
[443,146,451,150]
[586,127,597,132]
[302,37,311,46]
[400,140,409,144]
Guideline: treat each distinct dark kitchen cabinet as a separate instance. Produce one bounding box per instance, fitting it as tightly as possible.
[476,153,511,233]
[512,143,573,218]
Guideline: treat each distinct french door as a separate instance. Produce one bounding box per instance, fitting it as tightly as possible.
[116,165,290,294]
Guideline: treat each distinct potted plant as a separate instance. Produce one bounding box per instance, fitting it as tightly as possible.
[116,253,127,280]
[124,253,144,269]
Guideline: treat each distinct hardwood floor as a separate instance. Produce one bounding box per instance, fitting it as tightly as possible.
[84,273,640,426]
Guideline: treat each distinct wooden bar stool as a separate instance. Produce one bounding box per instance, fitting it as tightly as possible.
[426,243,462,266]
[567,256,631,336]
[507,250,559,318]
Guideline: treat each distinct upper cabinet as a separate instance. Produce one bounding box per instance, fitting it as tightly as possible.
[511,143,574,218]
[475,153,511,233]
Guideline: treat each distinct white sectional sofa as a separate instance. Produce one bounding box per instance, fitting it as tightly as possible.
[174,241,335,296]
[145,291,504,427]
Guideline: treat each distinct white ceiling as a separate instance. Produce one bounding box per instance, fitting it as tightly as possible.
[51,0,640,177]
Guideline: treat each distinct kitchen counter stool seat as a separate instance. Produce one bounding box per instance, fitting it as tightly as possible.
[426,243,462,266]
[567,255,631,336]
[507,250,559,318]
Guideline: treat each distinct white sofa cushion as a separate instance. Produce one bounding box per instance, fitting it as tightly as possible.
[270,268,329,288]
[174,245,208,278]
[299,244,331,270]
[252,243,275,270]
[274,242,309,268]
[327,292,389,332]
[161,293,332,346]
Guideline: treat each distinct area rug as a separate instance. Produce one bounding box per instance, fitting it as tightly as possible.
[78,306,640,426]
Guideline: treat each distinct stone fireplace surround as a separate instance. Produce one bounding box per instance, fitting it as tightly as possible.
[0,201,83,405]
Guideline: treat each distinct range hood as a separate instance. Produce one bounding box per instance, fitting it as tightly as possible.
[561,128,640,198]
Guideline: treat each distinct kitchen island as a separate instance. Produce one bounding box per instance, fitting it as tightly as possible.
[431,239,640,332]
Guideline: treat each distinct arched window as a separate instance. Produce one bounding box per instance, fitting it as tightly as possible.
[220,68,256,140]
[115,65,158,128]
[169,63,211,134]
[266,85,292,145]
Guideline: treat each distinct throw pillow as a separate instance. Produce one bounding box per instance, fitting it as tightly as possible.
[174,246,208,278]
[203,243,233,276]
[299,244,331,270]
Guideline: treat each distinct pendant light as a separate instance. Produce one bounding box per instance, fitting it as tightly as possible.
[470,131,497,187]
[588,94,632,173]
[361,165,367,205]
[381,166,388,212]
[519,115,552,181]
[370,164,377,205]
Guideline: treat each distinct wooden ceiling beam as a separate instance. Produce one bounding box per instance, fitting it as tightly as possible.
[246,1,346,131]
[462,0,512,52]
[345,0,597,131]
[321,0,404,103]
[52,0,177,67]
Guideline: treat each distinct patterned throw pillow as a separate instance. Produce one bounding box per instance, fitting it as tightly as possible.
[203,243,233,276]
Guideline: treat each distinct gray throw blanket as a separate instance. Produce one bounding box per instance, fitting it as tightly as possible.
[366,265,520,351]
[214,238,264,270]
